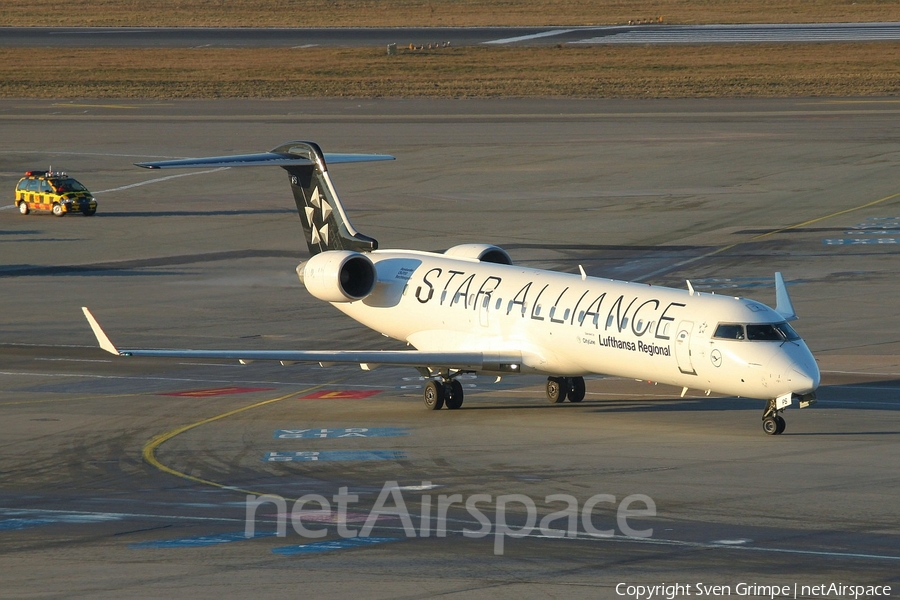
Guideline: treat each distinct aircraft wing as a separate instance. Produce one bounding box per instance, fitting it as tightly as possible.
[82,308,521,372]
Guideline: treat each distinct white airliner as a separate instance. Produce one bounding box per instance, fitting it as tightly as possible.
[83,141,818,435]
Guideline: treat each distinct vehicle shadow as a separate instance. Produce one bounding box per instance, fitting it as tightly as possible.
[95,209,295,218]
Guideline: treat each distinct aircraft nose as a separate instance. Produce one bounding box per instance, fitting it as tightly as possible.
[788,358,820,394]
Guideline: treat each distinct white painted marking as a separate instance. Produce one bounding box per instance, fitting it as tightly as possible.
[484,29,576,45]
[713,538,753,545]
[5,150,182,159]
[0,507,244,523]
[93,167,229,194]
[34,358,112,363]
[1,205,15,211]
[292,44,319,49]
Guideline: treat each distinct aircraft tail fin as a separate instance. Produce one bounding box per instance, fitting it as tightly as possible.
[774,272,798,322]
[274,142,380,255]
[136,141,393,256]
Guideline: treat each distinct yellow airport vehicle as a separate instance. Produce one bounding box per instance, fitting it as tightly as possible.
[14,170,97,216]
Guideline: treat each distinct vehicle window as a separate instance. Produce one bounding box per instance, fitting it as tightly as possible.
[25,179,40,192]
[714,324,745,340]
[39,180,53,193]
[774,322,801,341]
[57,178,86,192]
[16,180,28,191]
[746,324,782,341]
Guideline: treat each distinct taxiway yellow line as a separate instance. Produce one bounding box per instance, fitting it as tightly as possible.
[637,189,900,280]
[142,385,327,497]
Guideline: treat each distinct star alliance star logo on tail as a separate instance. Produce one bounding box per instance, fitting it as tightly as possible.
[303,186,333,246]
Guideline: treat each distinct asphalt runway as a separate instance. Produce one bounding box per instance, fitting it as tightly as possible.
[1,98,899,598]
[2,23,900,48]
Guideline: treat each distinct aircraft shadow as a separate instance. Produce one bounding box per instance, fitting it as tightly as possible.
[463,396,756,413]
[0,250,298,278]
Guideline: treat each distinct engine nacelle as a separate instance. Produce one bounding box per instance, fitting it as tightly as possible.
[296,250,377,303]
[444,243,513,265]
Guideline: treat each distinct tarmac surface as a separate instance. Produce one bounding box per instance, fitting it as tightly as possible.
[2,23,900,48]
[1,98,899,598]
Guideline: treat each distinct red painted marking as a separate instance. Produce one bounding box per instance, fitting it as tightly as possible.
[161,386,274,397]
[299,390,381,400]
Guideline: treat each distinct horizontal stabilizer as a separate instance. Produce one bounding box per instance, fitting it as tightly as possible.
[774,272,798,322]
[136,151,394,170]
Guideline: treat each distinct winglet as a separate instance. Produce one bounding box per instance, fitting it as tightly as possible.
[774,272,798,322]
[81,307,122,355]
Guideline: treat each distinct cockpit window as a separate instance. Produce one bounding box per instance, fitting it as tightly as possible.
[714,324,745,340]
[714,322,801,342]
[773,322,801,341]
[747,322,802,342]
[746,324,782,341]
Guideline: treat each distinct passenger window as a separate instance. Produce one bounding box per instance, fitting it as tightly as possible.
[714,324,745,340]
[26,179,40,192]
[40,181,53,193]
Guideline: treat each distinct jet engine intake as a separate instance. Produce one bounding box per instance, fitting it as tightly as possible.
[297,250,377,303]
[444,243,513,265]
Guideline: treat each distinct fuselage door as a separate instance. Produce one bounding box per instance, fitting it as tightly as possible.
[675,320,697,375]
[479,293,491,328]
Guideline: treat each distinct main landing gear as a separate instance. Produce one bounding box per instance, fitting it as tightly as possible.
[423,378,465,410]
[546,376,586,404]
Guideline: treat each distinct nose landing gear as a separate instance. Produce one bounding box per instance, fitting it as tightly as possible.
[762,393,793,435]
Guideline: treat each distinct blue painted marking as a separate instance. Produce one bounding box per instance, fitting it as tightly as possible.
[0,518,54,531]
[844,230,900,235]
[274,427,409,439]
[272,536,400,555]
[129,531,276,549]
[823,238,899,245]
[264,450,407,462]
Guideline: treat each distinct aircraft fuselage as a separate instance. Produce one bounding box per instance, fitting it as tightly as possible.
[335,250,820,401]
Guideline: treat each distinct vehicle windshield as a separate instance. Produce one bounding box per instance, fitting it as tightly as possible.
[51,178,87,193]
[714,322,801,342]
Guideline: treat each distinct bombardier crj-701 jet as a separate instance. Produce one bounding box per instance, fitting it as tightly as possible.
[83,141,819,435]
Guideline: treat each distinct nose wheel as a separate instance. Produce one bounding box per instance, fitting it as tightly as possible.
[762,414,786,435]
[762,397,788,435]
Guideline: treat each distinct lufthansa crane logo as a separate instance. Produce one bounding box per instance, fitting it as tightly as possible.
[710,349,723,368]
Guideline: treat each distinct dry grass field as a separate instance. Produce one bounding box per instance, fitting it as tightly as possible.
[2,1,899,98]
[2,44,898,99]
[2,0,900,27]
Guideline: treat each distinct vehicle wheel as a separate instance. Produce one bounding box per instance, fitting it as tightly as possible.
[423,380,445,410]
[52,203,65,217]
[762,416,780,435]
[446,380,464,410]
[775,415,786,435]
[568,377,586,402]
[546,377,567,403]
[18,202,29,215]
[82,207,96,216]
